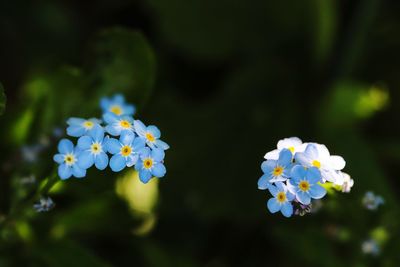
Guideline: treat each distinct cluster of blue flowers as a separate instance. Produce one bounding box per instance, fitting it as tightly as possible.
[258,137,353,217]
[53,94,169,183]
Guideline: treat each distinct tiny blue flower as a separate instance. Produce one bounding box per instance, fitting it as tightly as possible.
[107,131,146,172]
[362,191,384,210]
[103,112,135,136]
[258,149,293,190]
[288,165,326,205]
[76,125,109,170]
[100,94,136,116]
[133,120,170,150]
[33,197,55,212]
[53,139,86,179]
[267,182,295,217]
[135,147,167,183]
[66,117,102,137]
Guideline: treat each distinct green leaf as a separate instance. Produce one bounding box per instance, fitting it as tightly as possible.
[0,83,6,115]
[86,27,156,108]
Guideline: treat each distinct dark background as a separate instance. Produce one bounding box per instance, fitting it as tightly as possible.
[1,0,400,266]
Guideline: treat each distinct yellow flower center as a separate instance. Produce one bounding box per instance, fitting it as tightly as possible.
[110,105,123,115]
[277,192,287,203]
[273,166,284,176]
[145,132,155,142]
[312,160,321,168]
[119,120,131,129]
[64,153,76,166]
[82,121,94,130]
[121,145,132,156]
[299,180,310,192]
[143,158,153,169]
[288,146,295,153]
[91,143,102,155]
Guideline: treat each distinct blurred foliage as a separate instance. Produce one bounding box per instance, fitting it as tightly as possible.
[1,0,400,267]
[0,83,5,115]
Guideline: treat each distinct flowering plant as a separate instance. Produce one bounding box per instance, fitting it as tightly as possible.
[258,137,353,217]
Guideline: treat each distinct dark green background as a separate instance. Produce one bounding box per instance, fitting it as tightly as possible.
[1,0,399,266]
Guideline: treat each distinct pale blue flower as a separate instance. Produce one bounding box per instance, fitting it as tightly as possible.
[288,165,326,205]
[267,182,295,217]
[362,191,384,210]
[100,94,135,116]
[76,125,109,170]
[258,149,293,189]
[66,117,102,137]
[135,147,166,183]
[134,120,169,150]
[103,112,135,136]
[53,139,86,179]
[33,197,55,212]
[107,131,146,172]
[295,143,345,184]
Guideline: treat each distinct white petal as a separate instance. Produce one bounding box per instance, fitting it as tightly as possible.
[330,155,346,170]
[277,137,302,150]
[264,149,279,160]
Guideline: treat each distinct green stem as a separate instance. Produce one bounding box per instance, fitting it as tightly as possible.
[0,170,59,231]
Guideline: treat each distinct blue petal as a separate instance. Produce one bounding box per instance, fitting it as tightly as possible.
[139,169,152,183]
[139,147,151,159]
[267,198,280,213]
[290,165,306,182]
[95,152,109,170]
[103,112,119,124]
[135,159,143,171]
[281,202,293,217]
[89,125,104,142]
[58,164,72,180]
[72,164,86,178]
[78,150,95,169]
[147,126,161,138]
[67,125,85,137]
[120,130,135,145]
[133,137,146,152]
[106,138,121,154]
[155,139,170,150]
[133,120,147,136]
[152,163,166,177]
[151,148,165,162]
[309,184,327,199]
[257,174,271,190]
[105,124,121,136]
[53,154,64,164]
[278,149,293,167]
[267,184,279,197]
[261,160,276,174]
[110,154,126,172]
[67,117,85,125]
[77,136,92,150]
[296,191,311,205]
[113,94,125,104]
[275,181,285,192]
[294,152,312,167]
[58,139,74,154]
[124,104,136,115]
[286,191,295,201]
[306,167,322,184]
[100,97,109,111]
[126,154,139,167]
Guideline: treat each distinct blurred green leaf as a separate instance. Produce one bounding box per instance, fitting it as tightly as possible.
[36,239,111,267]
[87,27,156,108]
[0,83,6,115]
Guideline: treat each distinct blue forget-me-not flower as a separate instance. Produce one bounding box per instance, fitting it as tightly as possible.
[53,139,86,179]
[266,182,295,218]
[258,149,293,190]
[135,147,166,183]
[134,120,170,150]
[67,117,102,137]
[100,94,136,116]
[77,125,109,170]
